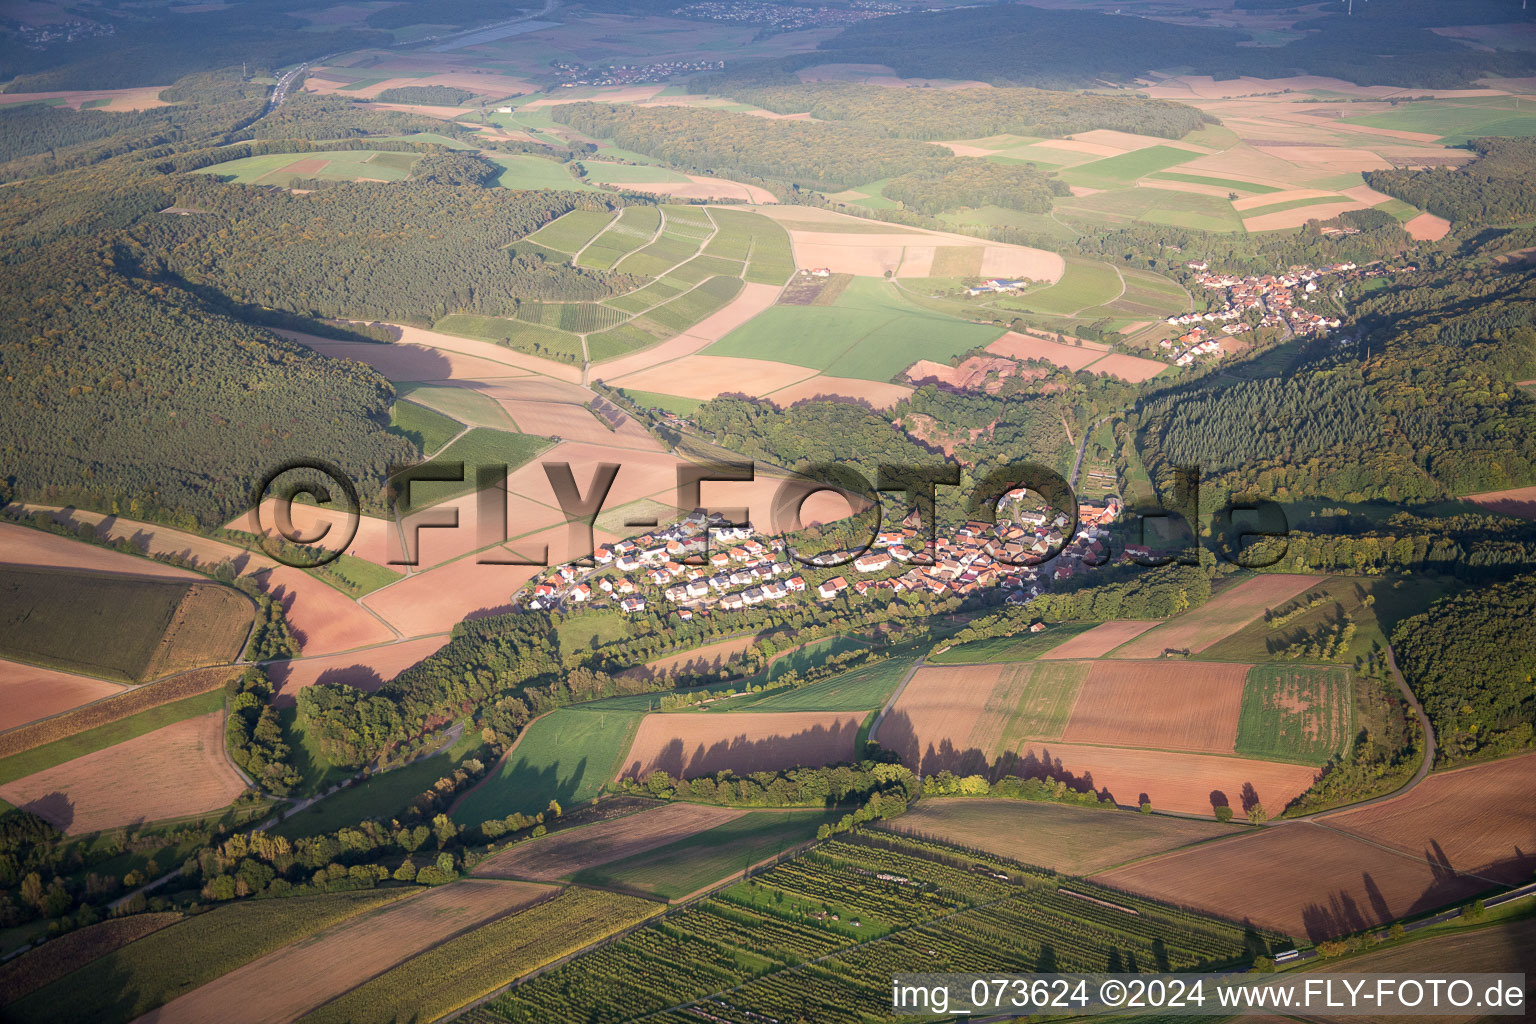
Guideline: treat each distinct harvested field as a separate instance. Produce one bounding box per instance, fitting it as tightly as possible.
[0,522,197,579]
[474,802,746,881]
[140,879,554,1024]
[1405,212,1452,241]
[619,635,757,683]
[361,552,540,637]
[987,331,1109,371]
[389,323,584,383]
[1465,484,1536,520]
[1243,200,1372,231]
[617,174,777,203]
[0,711,246,833]
[611,354,818,401]
[1231,188,1341,211]
[1062,661,1249,755]
[1112,575,1320,658]
[1037,138,1126,158]
[1093,822,1486,941]
[502,439,683,511]
[276,330,529,382]
[1323,752,1536,886]
[979,245,1065,280]
[0,86,170,110]
[1083,352,1168,383]
[619,710,862,779]
[883,799,1237,875]
[1039,620,1159,660]
[254,566,394,654]
[764,374,913,409]
[0,659,124,733]
[265,637,451,706]
[22,504,276,576]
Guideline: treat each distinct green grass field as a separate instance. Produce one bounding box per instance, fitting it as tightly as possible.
[570,809,839,899]
[389,398,461,455]
[761,635,870,684]
[396,383,514,429]
[395,428,552,506]
[1057,188,1245,234]
[604,276,688,314]
[728,657,910,714]
[1344,99,1536,145]
[452,706,645,825]
[614,223,708,278]
[927,621,1099,664]
[8,889,409,1024]
[1061,146,1199,189]
[432,312,583,362]
[990,661,1092,746]
[1240,194,1352,221]
[1234,664,1354,766]
[584,161,691,184]
[704,208,794,284]
[634,275,743,336]
[0,689,226,786]
[525,209,616,253]
[1001,257,1123,316]
[308,553,402,599]
[378,131,478,149]
[193,150,421,185]
[705,276,997,382]
[616,388,704,415]
[578,205,663,270]
[1084,266,1189,320]
[1147,171,1280,194]
[270,751,460,839]
[940,206,1081,242]
[490,154,599,191]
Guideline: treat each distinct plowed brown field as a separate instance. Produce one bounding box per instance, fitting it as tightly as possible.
[0,523,198,579]
[1112,575,1320,657]
[0,711,247,833]
[1039,620,1159,660]
[0,659,125,733]
[619,710,862,779]
[474,803,746,881]
[1063,661,1249,754]
[138,879,553,1024]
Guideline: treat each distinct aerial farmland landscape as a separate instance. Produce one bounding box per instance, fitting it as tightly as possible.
[1,0,1534,1020]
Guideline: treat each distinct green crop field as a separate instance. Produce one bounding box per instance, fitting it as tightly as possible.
[761,635,871,684]
[662,205,714,237]
[432,313,583,362]
[616,388,704,416]
[578,206,663,270]
[491,832,1281,1023]
[989,660,1092,745]
[311,553,402,599]
[634,275,743,335]
[9,889,408,1024]
[614,225,706,278]
[705,276,998,382]
[1086,266,1189,319]
[1240,194,1352,220]
[1234,664,1354,765]
[667,253,746,285]
[193,150,422,185]
[570,809,840,899]
[730,658,910,714]
[489,154,598,191]
[585,325,656,361]
[1058,188,1245,234]
[1344,100,1536,145]
[525,209,616,253]
[1148,171,1281,194]
[927,621,1100,664]
[1002,257,1123,316]
[1061,145,1198,189]
[0,568,249,684]
[604,276,687,314]
[389,398,461,455]
[397,384,514,429]
[301,889,661,1024]
[396,428,552,506]
[583,161,691,184]
[379,131,478,149]
[705,208,794,284]
[271,751,461,839]
[452,706,645,825]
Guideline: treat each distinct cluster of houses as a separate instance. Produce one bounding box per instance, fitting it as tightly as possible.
[669,0,904,30]
[549,59,724,87]
[517,497,1126,619]
[1157,325,1225,367]
[1166,261,1372,354]
[964,278,1029,297]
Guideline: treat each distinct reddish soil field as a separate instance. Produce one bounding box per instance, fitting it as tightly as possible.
[266,636,451,706]
[1094,822,1487,942]
[0,711,247,834]
[362,557,541,637]
[475,803,746,881]
[141,879,553,1024]
[1322,753,1536,885]
[619,635,757,683]
[1063,661,1249,754]
[24,506,277,577]
[276,330,532,383]
[0,659,125,733]
[1465,485,1536,521]
[1405,212,1452,241]
[499,398,660,451]
[611,354,818,401]
[1039,620,1159,660]
[905,356,1036,392]
[503,440,684,511]
[1244,200,1375,231]
[987,331,1108,372]
[253,566,395,654]
[279,158,329,176]
[619,710,863,780]
[1113,574,1320,658]
[226,500,398,568]
[764,374,913,410]
[1083,352,1167,383]
[0,522,199,579]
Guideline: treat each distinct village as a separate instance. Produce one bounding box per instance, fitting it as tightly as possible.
[519,494,1125,620]
[669,0,907,31]
[550,59,725,87]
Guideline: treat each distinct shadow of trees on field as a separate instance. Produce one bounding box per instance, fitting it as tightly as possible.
[17,791,74,832]
[622,719,862,780]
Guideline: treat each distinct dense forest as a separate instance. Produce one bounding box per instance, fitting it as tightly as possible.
[1136,265,1536,504]
[689,81,1210,142]
[372,86,476,106]
[1394,574,1536,762]
[1367,138,1536,227]
[883,160,1067,216]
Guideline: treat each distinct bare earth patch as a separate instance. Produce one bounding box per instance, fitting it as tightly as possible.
[765,374,913,409]
[1083,352,1168,383]
[611,354,818,401]
[1039,620,1160,660]
[987,331,1108,372]
[0,522,199,580]
[1113,575,1320,658]
[0,711,247,833]
[0,659,125,733]
[619,711,862,779]
[1062,661,1249,754]
[1405,212,1452,241]
[474,803,746,881]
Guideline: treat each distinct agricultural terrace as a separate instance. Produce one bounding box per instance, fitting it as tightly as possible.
[0,568,251,684]
[882,799,1238,875]
[193,150,422,185]
[484,833,1285,1023]
[618,710,863,780]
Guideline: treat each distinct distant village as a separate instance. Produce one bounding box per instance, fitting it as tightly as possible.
[551,59,724,87]
[520,497,1126,619]
[669,0,906,31]
[1161,259,1414,367]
